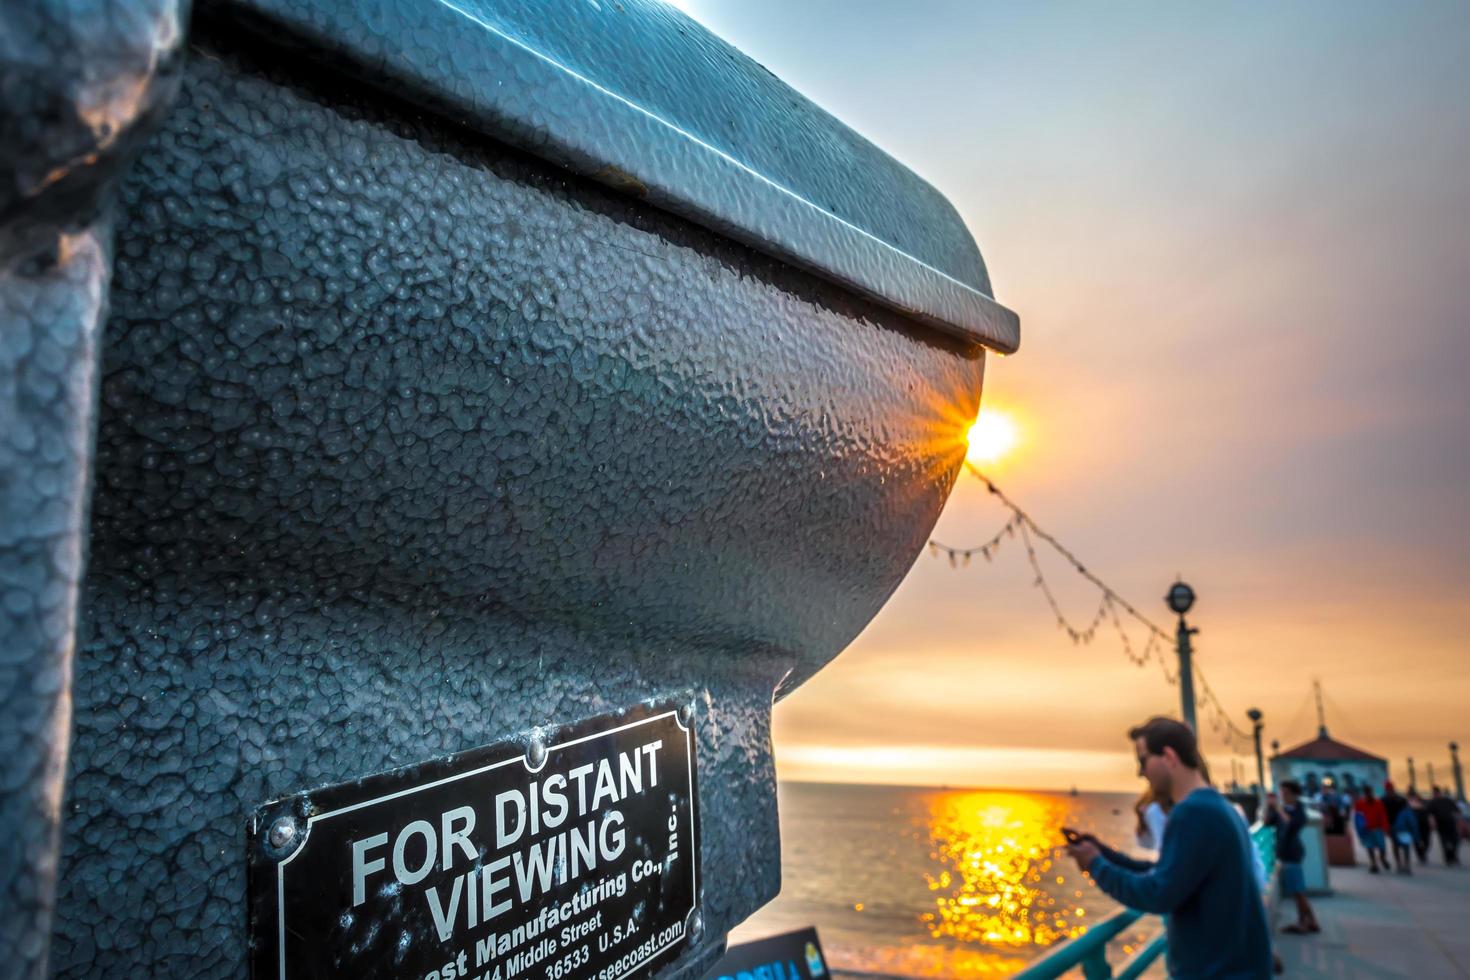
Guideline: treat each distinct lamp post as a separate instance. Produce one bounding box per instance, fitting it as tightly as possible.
[1270,739,1280,793]
[1408,756,1417,794]
[1166,581,1199,732]
[1453,742,1465,802]
[1247,708,1265,800]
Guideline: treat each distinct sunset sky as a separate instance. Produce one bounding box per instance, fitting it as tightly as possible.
[680,0,1470,791]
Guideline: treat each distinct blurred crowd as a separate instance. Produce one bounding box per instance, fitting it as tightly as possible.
[1313,779,1468,871]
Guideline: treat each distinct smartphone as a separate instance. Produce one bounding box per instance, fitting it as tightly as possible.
[1060,826,1082,845]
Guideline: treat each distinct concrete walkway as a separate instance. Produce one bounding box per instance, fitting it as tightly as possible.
[1276,859,1470,978]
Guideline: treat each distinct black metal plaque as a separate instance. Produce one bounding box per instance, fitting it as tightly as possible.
[248,701,700,980]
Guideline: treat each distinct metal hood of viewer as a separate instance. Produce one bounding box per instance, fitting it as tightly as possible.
[207,0,1021,352]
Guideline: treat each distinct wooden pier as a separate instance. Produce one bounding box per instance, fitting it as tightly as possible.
[1277,860,1470,978]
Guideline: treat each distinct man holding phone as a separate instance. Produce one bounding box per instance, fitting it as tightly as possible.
[1064,717,1272,979]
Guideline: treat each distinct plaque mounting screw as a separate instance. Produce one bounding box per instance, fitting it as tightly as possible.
[688,911,703,942]
[268,816,299,850]
[677,703,693,725]
[527,735,548,770]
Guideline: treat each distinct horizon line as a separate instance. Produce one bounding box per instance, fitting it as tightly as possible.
[775,776,1135,795]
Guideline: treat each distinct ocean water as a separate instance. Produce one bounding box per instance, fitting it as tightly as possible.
[728,783,1165,978]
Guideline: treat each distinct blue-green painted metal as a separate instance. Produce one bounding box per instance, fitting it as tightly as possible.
[1253,822,1278,881]
[1112,933,1167,980]
[2,0,1012,976]
[1013,907,1143,980]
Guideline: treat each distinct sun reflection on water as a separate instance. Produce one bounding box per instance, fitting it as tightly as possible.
[922,791,1088,950]
[734,786,1163,979]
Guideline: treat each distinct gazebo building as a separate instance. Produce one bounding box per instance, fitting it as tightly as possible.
[1270,727,1389,797]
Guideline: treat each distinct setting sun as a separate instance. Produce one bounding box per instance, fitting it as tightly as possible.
[966,409,1019,465]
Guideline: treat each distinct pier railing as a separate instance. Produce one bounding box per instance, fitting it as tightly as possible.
[1014,823,1277,979]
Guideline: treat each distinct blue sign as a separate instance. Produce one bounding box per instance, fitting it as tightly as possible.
[705,927,829,980]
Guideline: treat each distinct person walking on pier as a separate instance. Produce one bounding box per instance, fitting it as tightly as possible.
[1353,786,1390,873]
[1391,798,1420,874]
[1381,781,1413,874]
[1267,781,1321,933]
[1065,717,1272,979]
[1428,787,1462,866]
[1409,790,1433,864]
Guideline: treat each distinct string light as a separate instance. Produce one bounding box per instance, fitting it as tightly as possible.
[930,517,1018,568]
[929,464,1257,755]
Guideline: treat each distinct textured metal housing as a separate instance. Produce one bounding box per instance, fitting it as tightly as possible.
[2,1,1011,976]
[1,0,187,975]
[203,0,1020,353]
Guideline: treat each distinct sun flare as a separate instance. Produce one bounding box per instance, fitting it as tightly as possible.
[966,409,1019,465]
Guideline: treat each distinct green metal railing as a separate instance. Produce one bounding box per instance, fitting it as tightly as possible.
[1014,824,1277,979]
[1254,823,1277,880]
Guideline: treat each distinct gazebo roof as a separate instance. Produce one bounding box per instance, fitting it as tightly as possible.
[1272,730,1386,764]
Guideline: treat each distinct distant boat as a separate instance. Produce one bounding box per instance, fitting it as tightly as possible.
[1069,786,1078,797]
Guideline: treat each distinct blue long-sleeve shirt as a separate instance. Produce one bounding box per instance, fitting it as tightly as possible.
[1089,787,1271,980]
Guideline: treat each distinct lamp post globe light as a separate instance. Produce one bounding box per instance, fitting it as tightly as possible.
[1167,581,1196,616]
[1165,580,1199,731]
